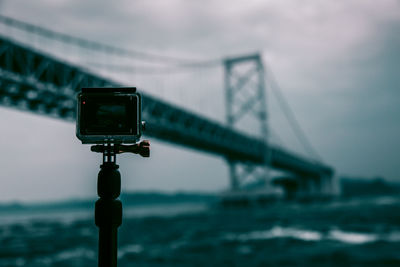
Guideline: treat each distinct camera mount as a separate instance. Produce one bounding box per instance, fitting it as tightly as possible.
[91,140,150,267]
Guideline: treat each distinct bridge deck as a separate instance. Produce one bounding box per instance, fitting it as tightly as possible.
[0,36,333,178]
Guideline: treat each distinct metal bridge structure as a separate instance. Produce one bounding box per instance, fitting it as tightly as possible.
[0,16,334,198]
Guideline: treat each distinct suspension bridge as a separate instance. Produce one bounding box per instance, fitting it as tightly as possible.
[0,15,334,200]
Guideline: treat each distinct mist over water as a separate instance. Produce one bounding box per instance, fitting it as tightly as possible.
[1,196,399,266]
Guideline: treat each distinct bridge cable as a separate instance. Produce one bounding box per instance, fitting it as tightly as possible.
[0,14,222,67]
[264,64,323,162]
[83,61,222,75]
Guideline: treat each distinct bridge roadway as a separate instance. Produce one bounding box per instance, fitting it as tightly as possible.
[0,36,333,179]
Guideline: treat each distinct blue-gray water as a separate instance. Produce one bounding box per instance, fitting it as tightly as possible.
[1,197,400,266]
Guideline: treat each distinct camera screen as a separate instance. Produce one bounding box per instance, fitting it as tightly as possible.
[80,96,138,135]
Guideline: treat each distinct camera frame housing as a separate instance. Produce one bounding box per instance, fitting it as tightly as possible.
[76,87,142,144]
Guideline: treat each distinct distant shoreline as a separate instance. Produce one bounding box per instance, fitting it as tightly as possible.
[0,191,218,212]
[1,176,400,213]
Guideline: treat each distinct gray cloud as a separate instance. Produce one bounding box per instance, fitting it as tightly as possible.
[0,0,399,201]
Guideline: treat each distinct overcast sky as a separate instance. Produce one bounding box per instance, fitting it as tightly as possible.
[0,0,399,202]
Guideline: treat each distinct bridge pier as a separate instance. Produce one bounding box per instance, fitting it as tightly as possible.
[319,174,335,196]
[228,162,239,190]
[272,172,335,201]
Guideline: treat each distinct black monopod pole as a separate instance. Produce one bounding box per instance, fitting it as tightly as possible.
[95,145,121,267]
[91,141,150,267]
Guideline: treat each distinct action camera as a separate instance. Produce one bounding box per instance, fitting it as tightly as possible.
[76,87,142,144]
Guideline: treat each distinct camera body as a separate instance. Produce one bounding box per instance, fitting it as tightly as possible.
[76,87,142,144]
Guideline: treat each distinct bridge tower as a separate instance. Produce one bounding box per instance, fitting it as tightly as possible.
[224,53,269,191]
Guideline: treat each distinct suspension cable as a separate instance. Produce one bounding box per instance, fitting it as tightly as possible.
[0,14,221,67]
[265,64,323,162]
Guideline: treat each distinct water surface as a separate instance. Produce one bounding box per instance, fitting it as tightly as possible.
[1,197,399,266]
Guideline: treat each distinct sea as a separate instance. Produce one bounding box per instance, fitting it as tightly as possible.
[1,196,400,266]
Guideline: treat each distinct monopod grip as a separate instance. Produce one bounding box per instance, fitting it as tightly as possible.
[138,140,150,157]
[118,140,150,157]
